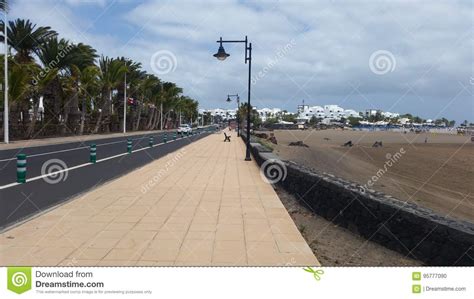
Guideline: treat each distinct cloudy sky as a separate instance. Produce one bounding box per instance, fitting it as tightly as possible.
[9,0,473,122]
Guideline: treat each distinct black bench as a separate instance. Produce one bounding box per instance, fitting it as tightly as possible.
[224,133,231,142]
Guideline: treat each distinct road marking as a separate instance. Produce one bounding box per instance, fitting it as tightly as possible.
[0,133,172,162]
[0,132,204,190]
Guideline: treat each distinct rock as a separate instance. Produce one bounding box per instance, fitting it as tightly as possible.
[343,140,353,147]
[288,141,309,147]
[268,135,278,144]
[254,132,269,139]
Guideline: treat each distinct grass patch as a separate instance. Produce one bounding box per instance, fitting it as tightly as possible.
[256,137,274,151]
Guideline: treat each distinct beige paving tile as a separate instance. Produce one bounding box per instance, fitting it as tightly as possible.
[275,240,314,254]
[214,240,246,252]
[96,230,130,239]
[154,230,187,241]
[184,231,215,240]
[141,247,180,262]
[58,259,100,266]
[212,250,247,264]
[189,223,217,232]
[83,238,120,248]
[104,248,144,261]
[106,222,136,231]
[69,247,111,260]
[96,260,137,266]
[176,240,213,263]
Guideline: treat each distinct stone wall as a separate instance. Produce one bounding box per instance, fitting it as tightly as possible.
[244,134,474,266]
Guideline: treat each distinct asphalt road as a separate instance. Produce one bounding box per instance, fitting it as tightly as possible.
[0,130,189,185]
[0,130,211,230]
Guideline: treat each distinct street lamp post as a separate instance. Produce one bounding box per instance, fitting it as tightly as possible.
[226,94,240,137]
[3,6,9,144]
[213,36,252,161]
[123,72,127,134]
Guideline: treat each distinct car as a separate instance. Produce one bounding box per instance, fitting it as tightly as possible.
[177,124,192,133]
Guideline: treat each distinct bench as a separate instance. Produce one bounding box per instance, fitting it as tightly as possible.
[224,133,231,142]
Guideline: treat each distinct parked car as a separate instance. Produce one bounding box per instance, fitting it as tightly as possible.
[178,124,192,133]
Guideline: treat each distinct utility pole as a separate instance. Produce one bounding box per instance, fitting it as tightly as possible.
[160,102,163,130]
[3,8,8,143]
[123,72,126,134]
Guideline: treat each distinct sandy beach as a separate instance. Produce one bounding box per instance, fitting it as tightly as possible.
[270,129,474,223]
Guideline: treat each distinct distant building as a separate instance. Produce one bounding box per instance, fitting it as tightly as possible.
[297,104,347,122]
[365,109,382,118]
[344,109,361,118]
[203,102,403,125]
[203,108,237,120]
[398,117,411,125]
[257,108,282,122]
[382,112,400,119]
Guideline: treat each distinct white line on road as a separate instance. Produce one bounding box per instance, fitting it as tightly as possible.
[0,133,174,162]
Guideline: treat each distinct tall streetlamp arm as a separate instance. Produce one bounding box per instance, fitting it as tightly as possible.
[216,36,250,64]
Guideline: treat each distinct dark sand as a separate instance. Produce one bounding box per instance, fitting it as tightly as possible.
[272,129,473,223]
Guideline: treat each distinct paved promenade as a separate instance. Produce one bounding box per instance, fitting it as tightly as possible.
[0,131,319,266]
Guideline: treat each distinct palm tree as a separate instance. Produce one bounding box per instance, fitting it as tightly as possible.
[133,74,160,131]
[0,1,8,11]
[76,65,100,135]
[143,77,162,130]
[95,56,126,133]
[62,43,97,133]
[36,38,98,133]
[25,63,56,138]
[116,57,143,132]
[160,82,182,129]
[177,96,198,126]
[0,19,56,63]
[36,37,72,128]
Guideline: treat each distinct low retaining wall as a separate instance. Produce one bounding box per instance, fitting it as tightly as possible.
[243,134,474,266]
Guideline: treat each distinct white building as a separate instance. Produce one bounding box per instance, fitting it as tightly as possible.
[295,103,402,124]
[344,109,361,118]
[383,111,400,119]
[257,108,282,122]
[296,105,324,122]
[297,104,346,122]
[398,117,411,125]
[203,108,237,120]
[324,105,345,119]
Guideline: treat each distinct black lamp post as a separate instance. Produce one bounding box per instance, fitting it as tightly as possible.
[227,94,240,137]
[213,36,252,161]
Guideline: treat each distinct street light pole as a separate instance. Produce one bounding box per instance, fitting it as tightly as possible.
[246,42,252,160]
[3,8,8,144]
[123,72,126,134]
[214,36,252,161]
[227,94,240,137]
[160,102,163,131]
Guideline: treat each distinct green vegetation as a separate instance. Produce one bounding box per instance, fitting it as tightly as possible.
[308,115,320,126]
[347,116,360,126]
[281,113,297,123]
[237,103,262,129]
[0,18,198,139]
[256,137,274,151]
[263,117,278,125]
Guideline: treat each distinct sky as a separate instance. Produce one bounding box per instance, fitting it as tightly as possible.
[8,0,474,123]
